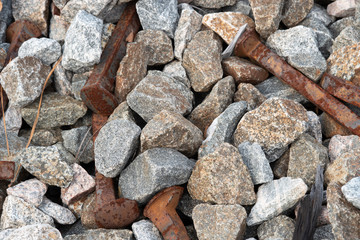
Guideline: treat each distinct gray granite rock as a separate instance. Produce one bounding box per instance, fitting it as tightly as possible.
[0,43,10,71]
[132,220,162,240]
[127,70,194,122]
[198,101,247,158]
[95,119,141,177]
[282,0,313,27]
[314,224,335,240]
[54,63,73,96]
[18,146,74,188]
[238,142,274,185]
[6,179,47,207]
[0,224,62,240]
[192,0,236,8]
[329,16,355,38]
[192,204,247,240]
[182,30,223,92]
[306,111,322,143]
[20,129,62,147]
[64,229,133,240]
[49,15,70,44]
[306,3,335,26]
[62,126,93,164]
[0,105,22,135]
[0,133,27,158]
[136,0,179,38]
[328,135,360,162]
[177,192,203,218]
[222,0,252,16]
[18,38,61,65]
[234,83,266,111]
[118,148,195,204]
[266,26,326,82]
[21,93,87,129]
[0,56,51,108]
[55,143,77,165]
[327,0,356,18]
[163,61,191,88]
[38,197,76,225]
[332,26,360,53]
[0,0,13,27]
[108,101,135,123]
[62,10,103,73]
[247,177,308,226]
[341,177,360,209]
[71,70,92,100]
[257,215,295,240]
[0,196,54,229]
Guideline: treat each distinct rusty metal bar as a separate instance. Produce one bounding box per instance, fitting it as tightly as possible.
[0,161,15,180]
[80,2,141,115]
[234,29,360,136]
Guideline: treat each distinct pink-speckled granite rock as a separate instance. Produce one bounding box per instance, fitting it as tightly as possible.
[327,0,356,18]
[6,179,47,207]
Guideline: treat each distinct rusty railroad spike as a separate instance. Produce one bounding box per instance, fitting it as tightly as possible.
[80,2,141,115]
[0,161,15,180]
[144,186,190,240]
[234,28,360,137]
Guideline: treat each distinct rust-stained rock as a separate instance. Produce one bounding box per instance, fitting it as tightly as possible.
[319,113,352,139]
[282,0,314,27]
[234,83,266,110]
[222,56,269,85]
[202,12,255,44]
[188,143,256,205]
[81,192,97,229]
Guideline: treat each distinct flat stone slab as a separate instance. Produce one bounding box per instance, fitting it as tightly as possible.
[6,178,47,207]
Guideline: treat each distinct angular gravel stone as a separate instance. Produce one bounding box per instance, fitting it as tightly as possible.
[54,63,73,96]
[306,111,322,143]
[329,16,355,38]
[21,129,62,147]
[61,163,95,205]
[174,7,202,60]
[238,142,274,185]
[38,197,76,225]
[134,30,173,66]
[0,224,62,240]
[234,83,266,111]
[132,220,162,240]
[0,56,50,108]
[21,93,87,129]
[222,0,252,16]
[257,215,295,240]
[49,15,70,44]
[314,225,335,240]
[127,70,194,122]
[327,0,356,18]
[328,135,360,162]
[18,38,61,65]
[198,101,247,158]
[108,101,135,123]
[64,229,133,240]
[307,3,335,26]
[188,143,256,205]
[136,0,178,38]
[163,61,191,88]
[332,26,360,53]
[247,177,308,226]
[202,12,255,44]
[282,0,313,27]
[266,26,326,82]
[0,105,22,135]
[0,133,27,158]
[118,148,195,204]
[6,179,47,207]
[341,177,360,209]
[95,119,141,177]
[234,98,308,162]
[182,30,223,92]
[0,43,9,71]
[320,113,351,139]
[0,196,54,229]
[71,70,92,101]
[192,204,247,240]
[188,76,235,133]
[80,192,96,229]
[273,149,290,179]
[141,110,203,157]
[192,0,236,8]
[62,10,103,73]
[62,126,93,164]
[177,192,203,218]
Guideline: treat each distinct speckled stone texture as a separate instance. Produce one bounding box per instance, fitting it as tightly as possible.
[80,192,96,229]
[328,135,360,162]
[62,126,93,164]
[192,0,236,8]
[192,204,247,240]
[305,3,335,26]
[108,101,135,123]
[273,149,290,178]
[257,215,295,240]
[314,224,335,240]
[234,98,308,162]
[49,15,70,44]
[163,61,191,88]
[141,110,203,157]
[38,197,76,225]
[182,30,223,92]
[202,12,255,44]
[0,224,62,240]
[136,0,179,38]
[341,177,360,209]
[64,229,133,240]
[62,10,103,73]
[247,177,308,226]
[234,83,266,111]
[320,113,352,138]
[18,38,61,65]
[329,16,355,38]
[282,0,314,27]
[127,70,194,122]
[0,133,27,158]
[327,0,356,18]
[132,220,162,240]
[18,146,74,188]
[6,179,47,207]
[118,148,195,204]
[0,57,50,108]
[54,63,72,96]
[177,192,203,217]
[331,26,360,53]
[188,76,235,133]
[222,0,252,15]
[306,111,322,143]
[0,105,22,135]
[188,143,256,205]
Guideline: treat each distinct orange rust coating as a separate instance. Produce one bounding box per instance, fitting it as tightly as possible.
[80,2,141,115]
[0,161,15,180]
[321,72,360,109]
[234,29,360,137]
[144,186,190,240]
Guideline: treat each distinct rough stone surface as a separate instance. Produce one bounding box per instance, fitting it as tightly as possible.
[0,196,54,229]
[202,12,255,44]
[238,142,274,185]
[0,57,50,108]
[0,133,27,158]
[62,10,103,73]
[198,101,247,158]
[306,111,322,143]
[257,215,295,240]
[6,179,47,207]
[136,0,178,38]
[329,16,355,38]
[115,41,148,102]
[0,43,9,71]
[0,224,62,240]
[108,101,135,123]
[328,135,360,162]
[282,0,314,27]
[341,177,360,209]
[266,26,327,82]
[21,129,62,147]
[0,105,22,135]
[222,0,252,15]
[234,83,266,111]
[38,197,76,225]
[127,70,194,122]
[188,143,256,205]
[64,229,133,240]
[192,204,247,240]
[182,30,223,92]
[177,192,203,218]
[192,0,236,8]
[288,134,329,187]
[49,15,70,44]
[174,6,202,61]
[327,182,360,240]
[62,126,93,164]
[95,119,141,177]
[71,71,92,101]
[320,113,352,138]
[306,3,335,26]
[21,93,87,129]
[119,148,194,204]
[273,149,290,179]
[18,38,61,65]
[163,61,191,88]
[54,63,73,96]
[247,177,308,226]
[132,220,162,240]
[332,26,360,53]
[141,110,203,157]
[314,225,335,240]
[327,0,356,18]
[101,23,115,49]
[80,192,96,229]
[188,76,235,133]
[234,98,308,162]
